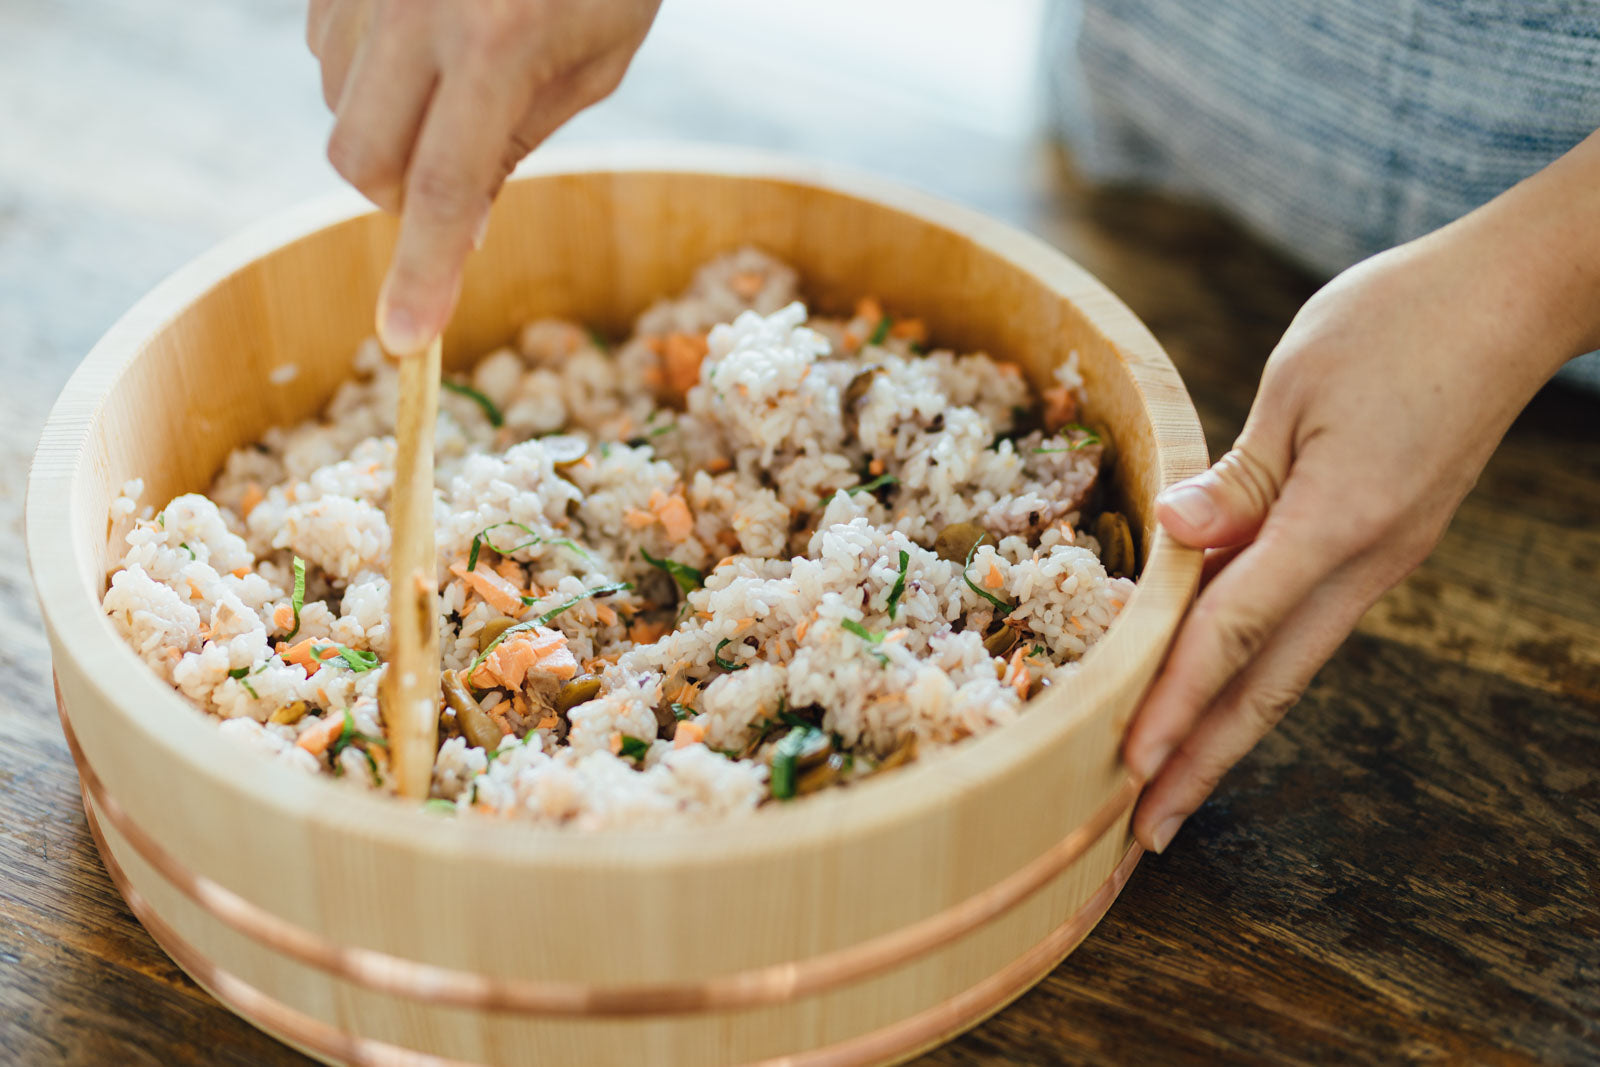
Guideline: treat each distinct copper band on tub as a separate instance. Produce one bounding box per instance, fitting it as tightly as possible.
[59,683,1140,1017]
[84,791,1142,1067]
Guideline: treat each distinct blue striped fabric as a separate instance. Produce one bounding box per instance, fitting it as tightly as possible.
[1047,0,1600,389]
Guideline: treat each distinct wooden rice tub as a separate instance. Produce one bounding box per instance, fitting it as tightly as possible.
[25,146,1206,1066]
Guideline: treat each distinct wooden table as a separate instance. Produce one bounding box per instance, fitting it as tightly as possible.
[4,3,1597,1063]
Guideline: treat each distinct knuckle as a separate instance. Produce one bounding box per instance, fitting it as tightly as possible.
[326,129,393,192]
[1203,603,1275,668]
[1240,684,1301,733]
[407,165,482,224]
[1216,447,1281,514]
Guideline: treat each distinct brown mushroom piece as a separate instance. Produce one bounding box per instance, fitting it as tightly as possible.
[841,365,884,434]
[556,675,603,715]
[795,751,852,795]
[476,616,518,653]
[1094,511,1136,579]
[875,734,918,773]
[268,700,311,726]
[540,433,590,469]
[441,669,503,752]
[933,521,992,563]
[983,624,1021,658]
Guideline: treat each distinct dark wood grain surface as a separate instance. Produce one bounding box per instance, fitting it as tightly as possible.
[3,3,1597,1064]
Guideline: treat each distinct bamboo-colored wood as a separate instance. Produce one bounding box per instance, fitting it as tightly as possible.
[25,145,1208,1067]
[380,335,443,800]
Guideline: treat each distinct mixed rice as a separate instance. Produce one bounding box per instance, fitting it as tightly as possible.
[103,249,1136,828]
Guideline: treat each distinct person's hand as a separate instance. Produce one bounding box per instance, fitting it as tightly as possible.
[308,0,661,355]
[1121,188,1590,854]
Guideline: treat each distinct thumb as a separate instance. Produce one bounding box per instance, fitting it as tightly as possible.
[1156,433,1288,549]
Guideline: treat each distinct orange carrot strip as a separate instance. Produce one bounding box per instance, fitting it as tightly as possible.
[448,561,525,616]
[674,720,706,749]
[240,482,264,519]
[985,562,1005,590]
[296,713,344,756]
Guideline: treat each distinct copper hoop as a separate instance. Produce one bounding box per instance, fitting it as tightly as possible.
[84,791,1141,1067]
[60,681,1139,1017]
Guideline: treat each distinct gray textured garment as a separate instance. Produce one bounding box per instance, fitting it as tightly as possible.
[1047,0,1600,389]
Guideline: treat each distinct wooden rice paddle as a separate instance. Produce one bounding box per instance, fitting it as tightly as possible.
[379,334,442,800]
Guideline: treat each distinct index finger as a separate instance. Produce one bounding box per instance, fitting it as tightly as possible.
[376,66,529,356]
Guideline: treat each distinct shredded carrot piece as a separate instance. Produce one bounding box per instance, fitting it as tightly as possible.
[868,458,885,476]
[889,318,928,344]
[855,297,883,324]
[470,625,575,688]
[842,330,860,351]
[624,508,656,529]
[705,457,731,474]
[651,489,695,543]
[448,561,525,616]
[996,362,1023,377]
[231,566,249,579]
[240,482,264,519]
[659,331,709,403]
[185,578,204,600]
[608,732,623,756]
[674,720,706,749]
[730,270,765,300]
[1012,666,1030,700]
[985,562,1005,590]
[595,602,618,627]
[1042,386,1077,432]
[316,686,330,705]
[1110,599,1124,610]
[296,713,344,756]
[1070,616,1084,631]
[280,638,322,676]
[493,557,524,586]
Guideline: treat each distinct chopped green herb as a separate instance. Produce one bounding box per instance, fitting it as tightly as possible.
[178,542,196,560]
[155,511,165,528]
[283,555,306,640]
[467,521,591,572]
[618,735,651,761]
[586,327,610,353]
[867,316,891,346]
[886,550,909,620]
[962,542,1014,613]
[227,666,259,699]
[328,707,385,785]
[441,380,504,427]
[469,581,632,674]
[713,747,744,760]
[770,726,825,800]
[422,798,457,815]
[824,473,900,506]
[640,547,704,597]
[670,702,696,721]
[840,619,883,643]
[841,619,889,665]
[1030,644,1048,657]
[1034,425,1102,454]
[315,644,380,673]
[714,638,748,672]
[850,473,898,496]
[778,708,813,730]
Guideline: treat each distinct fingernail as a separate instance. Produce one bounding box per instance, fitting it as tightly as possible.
[1158,483,1216,530]
[377,296,428,357]
[1150,815,1185,854]
[1131,742,1172,782]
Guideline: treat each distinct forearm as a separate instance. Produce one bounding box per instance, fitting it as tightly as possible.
[1419,126,1600,376]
